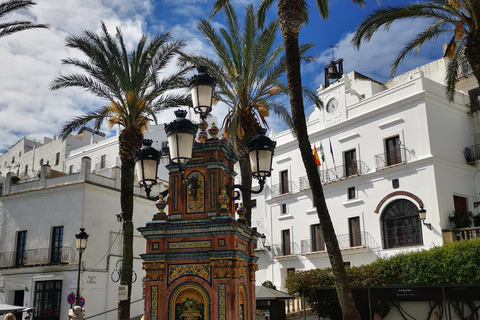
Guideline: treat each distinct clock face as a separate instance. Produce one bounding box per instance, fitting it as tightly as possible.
[326,98,339,114]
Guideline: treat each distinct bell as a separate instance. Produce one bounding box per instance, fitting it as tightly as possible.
[328,63,339,79]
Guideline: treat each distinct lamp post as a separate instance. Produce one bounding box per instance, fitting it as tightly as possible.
[75,228,89,306]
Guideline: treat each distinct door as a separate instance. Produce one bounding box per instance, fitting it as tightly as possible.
[386,136,401,166]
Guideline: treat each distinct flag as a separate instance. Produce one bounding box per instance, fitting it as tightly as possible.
[320,142,325,163]
[313,144,321,166]
[329,138,335,166]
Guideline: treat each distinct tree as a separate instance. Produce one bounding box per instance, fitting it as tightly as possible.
[0,0,47,38]
[50,22,190,320]
[211,1,365,319]
[181,3,319,225]
[352,0,480,101]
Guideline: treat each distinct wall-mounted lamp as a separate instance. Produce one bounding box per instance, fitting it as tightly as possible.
[418,207,432,230]
[260,234,271,251]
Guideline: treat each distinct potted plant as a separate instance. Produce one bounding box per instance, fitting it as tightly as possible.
[473,214,480,227]
[449,210,473,228]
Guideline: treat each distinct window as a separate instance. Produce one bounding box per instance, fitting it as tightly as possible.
[281,229,291,255]
[344,149,357,176]
[24,165,28,176]
[461,56,472,77]
[55,153,60,166]
[310,224,325,252]
[50,227,63,264]
[385,136,402,166]
[15,231,27,266]
[100,154,106,169]
[34,280,62,320]
[347,187,356,200]
[281,203,287,214]
[252,227,258,249]
[382,199,422,249]
[19,151,22,158]
[349,217,362,247]
[40,159,44,166]
[251,199,257,208]
[69,165,73,174]
[280,170,289,194]
[161,141,169,149]
[468,88,480,113]
[11,156,15,164]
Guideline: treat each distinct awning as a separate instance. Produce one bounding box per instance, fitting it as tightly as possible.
[255,286,294,301]
[0,304,30,315]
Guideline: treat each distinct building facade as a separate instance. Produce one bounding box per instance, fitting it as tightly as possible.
[251,57,480,301]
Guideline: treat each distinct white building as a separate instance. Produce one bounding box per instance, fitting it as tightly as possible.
[0,158,159,320]
[251,55,480,303]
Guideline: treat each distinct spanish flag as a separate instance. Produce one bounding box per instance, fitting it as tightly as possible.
[313,144,321,166]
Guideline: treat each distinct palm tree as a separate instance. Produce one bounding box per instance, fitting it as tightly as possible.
[183,3,319,226]
[0,0,47,38]
[352,0,480,101]
[211,1,365,319]
[50,22,189,320]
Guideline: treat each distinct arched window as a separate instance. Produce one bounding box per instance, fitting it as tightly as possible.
[381,199,422,249]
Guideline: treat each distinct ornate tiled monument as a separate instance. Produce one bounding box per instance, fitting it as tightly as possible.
[139,124,260,320]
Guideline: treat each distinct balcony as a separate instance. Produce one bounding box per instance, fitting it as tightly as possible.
[271,181,297,197]
[298,161,370,187]
[375,147,409,169]
[301,232,380,255]
[272,242,301,259]
[464,144,480,164]
[0,246,77,269]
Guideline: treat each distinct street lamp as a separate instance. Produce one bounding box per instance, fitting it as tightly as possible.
[133,139,161,199]
[164,109,198,179]
[135,67,276,202]
[418,207,432,230]
[189,66,216,120]
[226,128,276,200]
[75,228,89,306]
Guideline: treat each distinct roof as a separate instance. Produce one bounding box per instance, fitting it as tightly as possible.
[255,286,294,301]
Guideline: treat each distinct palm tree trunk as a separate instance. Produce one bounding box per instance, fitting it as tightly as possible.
[465,30,480,89]
[277,1,361,319]
[117,126,143,320]
[239,152,253,225]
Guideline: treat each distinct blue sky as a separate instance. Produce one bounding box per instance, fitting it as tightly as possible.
[0,0,448,154]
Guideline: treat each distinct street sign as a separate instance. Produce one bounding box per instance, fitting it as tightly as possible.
[79,297,85,307]
[67,293,75,305]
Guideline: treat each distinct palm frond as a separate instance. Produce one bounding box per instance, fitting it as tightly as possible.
[391,23,453,77]
[445,37,466,101]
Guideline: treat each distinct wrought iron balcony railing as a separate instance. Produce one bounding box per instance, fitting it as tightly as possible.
[375,147,409,169]
[0,246,77,269]
[299,161,370,187]
[271,181,297,197]
[271,241,301,257]
[464,144,480,163]
[301,232,380,254]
